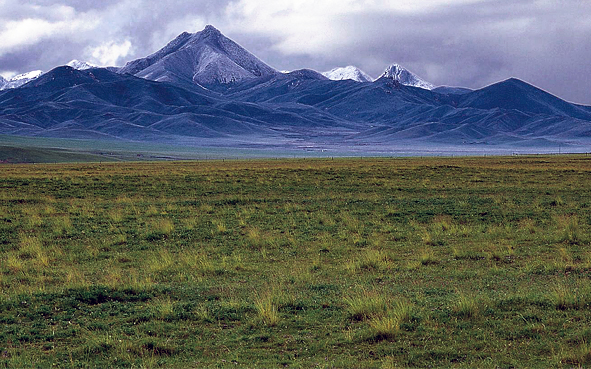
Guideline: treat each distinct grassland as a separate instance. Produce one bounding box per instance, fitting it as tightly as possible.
[1,155,591,368]
[0,146,122,164]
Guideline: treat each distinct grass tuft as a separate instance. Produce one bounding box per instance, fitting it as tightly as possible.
[419,248,438,265]
[345,290,389,321]
[254,292,280,327]
[145,218,174,240]
[346,249,393,273]
[368,315,399,340]
[367,300,413,340]
[454,291,481,318]
[152,296,175,319]
[548,282,586,310]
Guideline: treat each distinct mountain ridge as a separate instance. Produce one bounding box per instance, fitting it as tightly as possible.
[1,26,590,154]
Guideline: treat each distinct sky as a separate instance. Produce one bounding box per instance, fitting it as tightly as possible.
[1,0,590,104]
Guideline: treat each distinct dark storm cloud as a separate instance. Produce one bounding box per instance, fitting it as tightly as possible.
[1,0,590,104]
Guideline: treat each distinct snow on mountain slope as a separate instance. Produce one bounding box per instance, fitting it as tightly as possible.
[323,66,373,83]
[0,70,44,90]
[380,64,434,90]
[0,61,98,91]
[119,25,278,87]
[66,60,98,70]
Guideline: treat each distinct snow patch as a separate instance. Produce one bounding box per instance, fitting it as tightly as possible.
[66,60,97,70]
[323,66,373,83]
[0,70,44,90]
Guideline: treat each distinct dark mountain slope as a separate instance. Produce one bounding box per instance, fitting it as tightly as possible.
[459,78,591,120]
[0,66,356,142]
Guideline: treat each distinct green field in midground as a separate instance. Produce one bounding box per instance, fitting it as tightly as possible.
[1,156,591,368]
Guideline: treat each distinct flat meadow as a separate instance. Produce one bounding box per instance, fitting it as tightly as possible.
[1,155,591,368]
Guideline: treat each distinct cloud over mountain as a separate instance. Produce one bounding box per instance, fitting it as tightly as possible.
[1,1,591,104]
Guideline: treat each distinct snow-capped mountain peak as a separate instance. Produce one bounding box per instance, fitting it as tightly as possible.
[66,60,97,70]
[323,66,373,83]
[380,64,434,90]
[11,70,43,81]
[0,70,44,90]
[119,25,278,87]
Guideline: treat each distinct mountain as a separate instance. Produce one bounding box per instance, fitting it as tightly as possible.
[458,78,591,120]
[4,64,587,149]
[66,60,98,70]
[0,66,355,143]
[380,64,434,90]
[1,26,590,153]
[119,25,278,88]
[323,66,373,83]
[0,61,105,91]
[0,70,44,90]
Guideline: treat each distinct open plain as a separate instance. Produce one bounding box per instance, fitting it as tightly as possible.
[1,155,591,368]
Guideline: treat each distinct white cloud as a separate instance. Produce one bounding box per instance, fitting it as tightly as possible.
[0,18,93,55]
[0,4,98,57]
[88,40,133,66]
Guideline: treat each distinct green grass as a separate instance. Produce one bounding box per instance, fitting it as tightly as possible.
[1,155,591,367]
[0,145,119,163]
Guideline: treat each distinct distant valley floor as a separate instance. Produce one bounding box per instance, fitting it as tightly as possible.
[1,134,590,163]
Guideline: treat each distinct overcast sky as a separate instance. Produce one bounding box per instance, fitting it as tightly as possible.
[1,0,590,104]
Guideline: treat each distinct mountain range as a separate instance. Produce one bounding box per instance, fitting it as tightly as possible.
[1,25,590,154]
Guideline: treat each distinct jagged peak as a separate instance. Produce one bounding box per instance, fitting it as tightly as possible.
[202,25,221,34]
[119,24,277,86]
[380,63,434,90]
[381,63,408,78]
